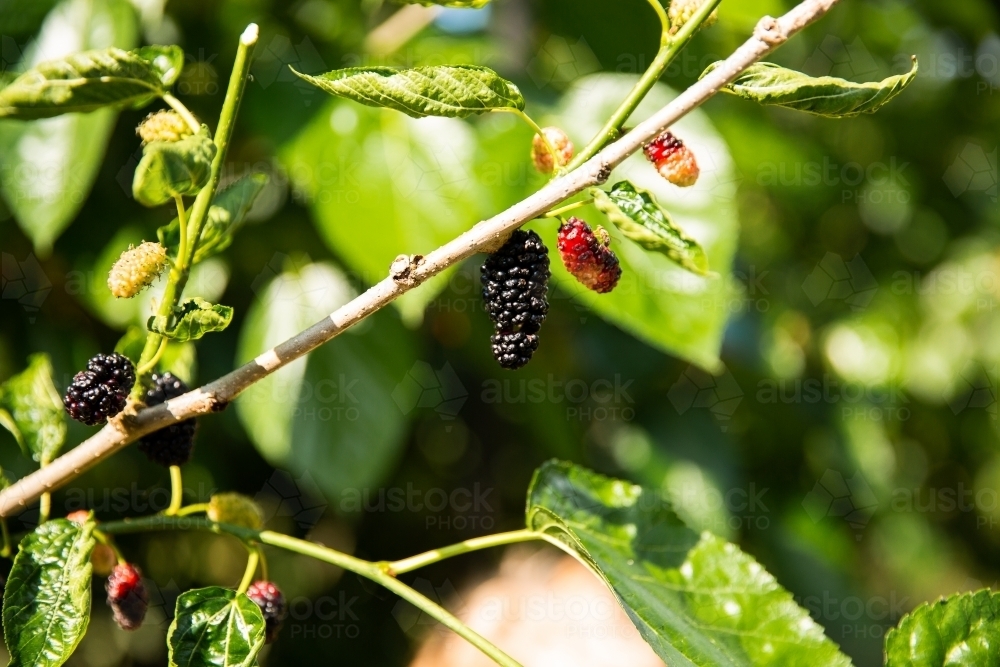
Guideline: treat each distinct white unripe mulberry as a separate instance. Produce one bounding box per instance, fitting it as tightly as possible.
[108,242,167,298]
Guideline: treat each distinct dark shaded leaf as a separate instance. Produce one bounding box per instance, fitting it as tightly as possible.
[158,173,268,262]
[0,354,66,463]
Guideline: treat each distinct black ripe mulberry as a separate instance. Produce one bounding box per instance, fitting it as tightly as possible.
[481,229,550,369]
[106,563,148,631]
[63,353,135,425]
[138,372,196,467]
[246,580,287,644]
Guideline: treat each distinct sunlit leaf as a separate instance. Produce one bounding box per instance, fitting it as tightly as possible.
[282,101,494,325]
[592,181,710,276]
[2,518,95,667]
[168,587,265,667]
[704,58,919,117]
[148,297,233,342]
[0,44,182,119]
[291,65,524,118]
[526,461,852,667]
[0,354,66,463]
[885,589,1000,666]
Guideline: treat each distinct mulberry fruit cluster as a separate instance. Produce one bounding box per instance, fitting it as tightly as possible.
[530,127,574,174]
[106,563,148,631]
[246,580,287,644]
[667,0,719,31]
[557,218,622,293]
[108,241,167,298]
[63,353,135,425]
[137,109,193,144]
[138,372,197,467]
[481,230,550,370]
[643,131,700,187]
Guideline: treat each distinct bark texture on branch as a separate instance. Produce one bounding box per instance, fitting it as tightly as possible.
[0,0,841,518]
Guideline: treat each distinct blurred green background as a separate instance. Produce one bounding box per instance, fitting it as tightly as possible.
[1,0,999,665]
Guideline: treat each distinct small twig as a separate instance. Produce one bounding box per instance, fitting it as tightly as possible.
[136,337,167,376]
[0,0,841,518]
[165,466,184,516]
[237,547,259,594]
[384,529,542,576]
[542,199,593,219]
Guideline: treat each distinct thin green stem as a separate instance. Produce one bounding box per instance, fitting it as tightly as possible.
[38,492,50,524]
[237,547,259,594]
[646,0,670,36]
[100,516,524,667]
[0,518,11,558]
[162,93,201,134]
[132,25,259,398]
[542,199,594,219]
[508,109,562,172]
[165,466,183,516]
[384,529,542,576]
[565,0,722,171]
[94,529,126,564]
[136,337,167,376]
[258,546,269,581]
[175,502,209,517]
[174,195,189,267]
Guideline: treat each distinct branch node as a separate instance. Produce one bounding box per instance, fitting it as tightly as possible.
[390,254,425,286]
[596,161,613,184]
[754,16,784,45]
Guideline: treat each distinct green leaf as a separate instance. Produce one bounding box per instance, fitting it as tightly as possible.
[2,518,96,667]
[545,74,738,371]
[885,589,1000,666]
[132,125,217,206]
[0,354,66,463]
[158,173,268,263]
[236,261,417,503]
[704,58,919,118]
[148,297,233,342]
[526,461,852,667]
[290,65,524,118]
[0,44,182,119]
[593,181,710,276]
[282,100,499,325]
[168,587,265,667]
[0,0,139,254]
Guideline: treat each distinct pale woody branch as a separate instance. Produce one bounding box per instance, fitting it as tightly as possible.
[0,0,841,518]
